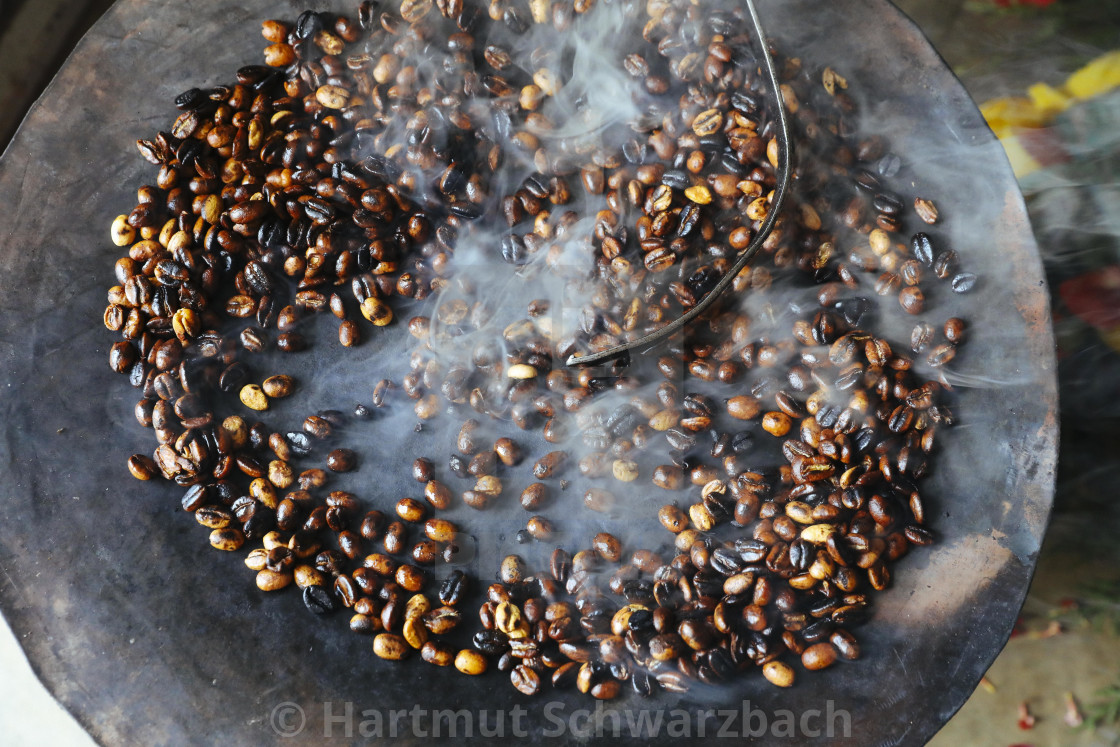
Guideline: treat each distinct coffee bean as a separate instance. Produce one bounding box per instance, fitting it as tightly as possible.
[373,633,410,661]
[914,197,939,224]
[927,343,956,368]
[256,568,292,592]
[412,457,434,482]
[128,454,159,480]
[511,664,541,695]
[494,437,522,466]
[421,640,455,667]
[727,395,760,420]
[439,571,468,607]
[454,649,487,675]
[951,272,977,293]
[468,450,497,477]
[500,555,526,584]
[520,482,548,511]
[424,480,452,510]
[303,416,333,440]
[762,660,795,687]
[944,317,966,344]
[802,642,838,670]
[209,528,245,552]
[910,232,934,265]
[303,585,336,615]
[239,384,269,411]
[584,488,615,513]
[457,420,480,455]
[396,497,427,523]
[327,448,357,472]
[910,322,935,353]
[830,630,861,660]
[533,450,567,478]
[898,286,925,315]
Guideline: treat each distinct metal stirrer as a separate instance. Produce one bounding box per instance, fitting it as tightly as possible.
[565,0,791,367]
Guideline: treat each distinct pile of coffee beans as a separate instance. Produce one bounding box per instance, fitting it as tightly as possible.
[105,0,972,701]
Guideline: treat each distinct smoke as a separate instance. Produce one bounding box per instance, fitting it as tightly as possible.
[293,0,1031,576]
[93,0,1058,716]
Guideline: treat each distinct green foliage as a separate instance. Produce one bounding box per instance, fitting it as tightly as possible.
[1082,680,1120,732]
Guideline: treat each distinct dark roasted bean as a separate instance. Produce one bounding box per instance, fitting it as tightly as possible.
[898,286,925,315]
[327,448,357,472]
[910,232,934,266]
[303,585,337,615]
[951,272,977,293]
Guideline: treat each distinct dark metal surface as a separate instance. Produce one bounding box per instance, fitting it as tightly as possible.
[0,0,1056,745]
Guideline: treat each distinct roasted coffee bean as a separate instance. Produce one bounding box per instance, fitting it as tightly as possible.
[494,437,523,466]
[762,660,795,688]
[910,232,934,265]
[468,449,497,476]
[652,465,683,490]
[500,555,526,584]
[910,322,935,353]
[439,571,468,606]
[511,664,541,695]
[591,680,621,700]
[373,633,410,661]
[550,548,572,583]
[802,642,838,670]
[358,510,385,541]
[383,521,407,555]
[898,286,925,315]
[927,343,956,368]
[951,272,977,293]
[584,488,615,513]
[327,448,357,472]
[944,317,966,344]
[424,480,453,510]
[261,374,294,398]
[658,505,688,533]
[448,454,469,478]
[932,249,959,280]
[395,498,427,523]
[533,451,567,478]
[473,629,510,657]
[457,419,480,454]
[303,415,333,440]
[526,516,554,540]
[303,585,336,615]
[412,457,434,483]
[727,395,760,420]
[520,482,548,511]
[127,454,159,480]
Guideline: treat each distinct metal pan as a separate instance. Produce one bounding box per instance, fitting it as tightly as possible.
[0,0,1056,743]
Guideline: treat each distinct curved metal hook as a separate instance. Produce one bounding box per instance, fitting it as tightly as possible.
[565,0,792,367]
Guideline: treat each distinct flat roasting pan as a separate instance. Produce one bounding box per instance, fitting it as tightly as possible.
[0,0,1056,744]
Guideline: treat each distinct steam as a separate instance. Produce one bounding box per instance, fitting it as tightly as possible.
[297,0,1022,590]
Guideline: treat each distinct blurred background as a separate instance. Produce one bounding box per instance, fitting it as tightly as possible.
[2,0,1119,744]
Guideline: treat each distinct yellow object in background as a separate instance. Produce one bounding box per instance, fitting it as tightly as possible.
[1064,49,1120,101]
[996,135,1044,179]
[980,48,1120,177]
[1026,82,1072,116]
[980,96,1047,137]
